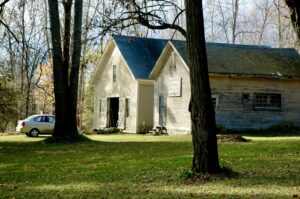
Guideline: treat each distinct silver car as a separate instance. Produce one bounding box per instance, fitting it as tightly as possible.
[16,114,55,137]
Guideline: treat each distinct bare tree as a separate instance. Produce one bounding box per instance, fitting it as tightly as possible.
[0,0,16,39]
[285,0,300,46]
[1,0,49,118]
[88,0,186,40]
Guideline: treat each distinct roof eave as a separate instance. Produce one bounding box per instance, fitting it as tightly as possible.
[169,41,190,72]
[209,72,300,79]
[149,42,172,79]
[90,37,115,85]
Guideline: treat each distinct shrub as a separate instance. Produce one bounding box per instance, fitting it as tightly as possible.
[266,121,298,134]
[94,127,120,134]
[0,76,19,133]
[216,124,227,134]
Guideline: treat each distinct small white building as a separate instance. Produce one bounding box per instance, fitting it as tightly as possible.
[90,35,167,133]
[149,40,300,134]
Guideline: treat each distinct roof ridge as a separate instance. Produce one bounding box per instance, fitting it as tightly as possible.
[112,34,169,42]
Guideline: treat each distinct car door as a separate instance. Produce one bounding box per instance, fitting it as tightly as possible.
[39,116,49,134]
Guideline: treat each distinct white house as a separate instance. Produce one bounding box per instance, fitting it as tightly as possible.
[90,35,167,133]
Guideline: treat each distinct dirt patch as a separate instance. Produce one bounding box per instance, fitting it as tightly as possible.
[217,134,250,142]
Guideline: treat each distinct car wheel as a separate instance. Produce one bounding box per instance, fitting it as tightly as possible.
[29,129,39,137]
[26,132,31,137]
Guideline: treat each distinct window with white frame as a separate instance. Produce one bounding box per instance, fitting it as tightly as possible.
[211,94,219,108]
[254,93,281,110]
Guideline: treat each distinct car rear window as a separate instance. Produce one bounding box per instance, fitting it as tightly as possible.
[48,117,55,123]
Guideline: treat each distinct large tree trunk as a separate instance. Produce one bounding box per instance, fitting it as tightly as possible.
[48,0,70,138]
[48,0,83,140]
[285,0,300,46]
[185,0,220,173]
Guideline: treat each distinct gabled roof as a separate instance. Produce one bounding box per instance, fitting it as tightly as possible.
[170,40,300,77]
[113,35,168,79]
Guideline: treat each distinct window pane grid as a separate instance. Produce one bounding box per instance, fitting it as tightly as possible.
[255,93,281,109]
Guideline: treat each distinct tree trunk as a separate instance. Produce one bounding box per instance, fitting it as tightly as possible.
[48,0,83,141]
[68,0,83,134]
[232,0,239,44]
[185,0,220,173]
[48,0,69,138]
[63,0,72,73]
[285,0,300,47]
[78,0,91,129]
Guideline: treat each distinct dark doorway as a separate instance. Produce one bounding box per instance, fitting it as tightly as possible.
[107,97,119,127]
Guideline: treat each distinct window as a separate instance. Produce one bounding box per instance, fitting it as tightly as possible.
[211,94,219,108]
[254,93,281,110]
[212,98,217,108]
[168,77,182,97]
[126,98,130,117]
[34,116,43,122]
[48,116,55,123]
[44,116,49,123]
[113,65,116,83]
[241,93,250,104]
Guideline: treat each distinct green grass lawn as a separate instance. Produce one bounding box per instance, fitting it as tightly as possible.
[0,134,299,198]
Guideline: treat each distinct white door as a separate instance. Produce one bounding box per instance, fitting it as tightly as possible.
[118,98,126,129]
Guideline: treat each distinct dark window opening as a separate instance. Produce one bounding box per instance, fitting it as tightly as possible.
[211,94,219,108]
[212,97,217,108]
[242,93,250,104]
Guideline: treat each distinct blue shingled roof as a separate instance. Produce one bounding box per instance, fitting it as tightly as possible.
[113,35,168,79]
[171,40,300,77]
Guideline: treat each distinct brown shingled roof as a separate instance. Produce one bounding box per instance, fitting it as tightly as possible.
[171,40,300,77]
